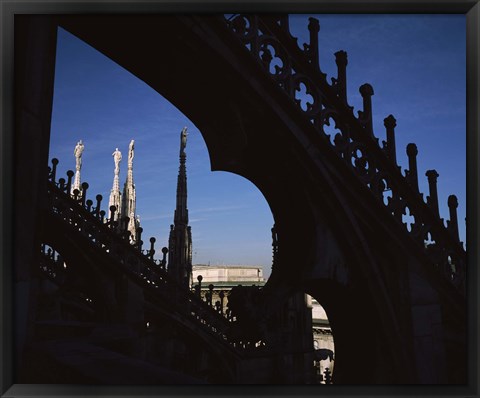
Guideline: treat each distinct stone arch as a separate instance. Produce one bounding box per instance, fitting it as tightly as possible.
[55,15,413,383]
[13,15,465,384]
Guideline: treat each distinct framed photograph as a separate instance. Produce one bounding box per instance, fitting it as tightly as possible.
[1,1,478,397]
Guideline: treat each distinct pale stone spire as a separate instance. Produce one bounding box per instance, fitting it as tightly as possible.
[109,147,122,222]
[168,127,193,287]
[121,139,139,243]
[72,140,84,195]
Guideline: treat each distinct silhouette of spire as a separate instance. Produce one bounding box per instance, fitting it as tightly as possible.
[121,139,139,243]
[168,127,193,287]
[175,128,188,226]
[108,147,122,222]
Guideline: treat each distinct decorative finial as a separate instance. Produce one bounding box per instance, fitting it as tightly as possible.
[384,115,397,129]
[447,195,460,242]
[359,84,375,136]
[359,83,374,98]
[334,50,348,103]
[406,143,419,193]
[406,143,418,157]
[50,158,59,182]
[306,17,320,71]
[383,115,397,164]
[425,170,440,217]
[308,17,320,33]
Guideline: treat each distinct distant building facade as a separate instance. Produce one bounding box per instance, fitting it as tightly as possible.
[191,264,265,314]
[310,297,335,381]
[192,264,265,285]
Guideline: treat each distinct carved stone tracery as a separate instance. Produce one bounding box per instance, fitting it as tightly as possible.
[225,14,466,292]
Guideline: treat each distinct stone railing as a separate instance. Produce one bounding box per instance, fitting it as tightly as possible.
[43,158,331,377]
[45,159,235,346]
[224,15,466,293]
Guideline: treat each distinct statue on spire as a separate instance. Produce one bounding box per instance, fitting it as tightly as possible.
[113,147,122,176]
[109,147,122,223]
[74,140,84,170]
[180,127,187,155]
[72,140,84,194]
[128,139,135,166]
[169,127,192,287]
[122,139,139,244]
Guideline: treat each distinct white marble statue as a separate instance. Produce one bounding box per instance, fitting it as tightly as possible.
[128,140,134,165]
[74,140,84,170]
[113,147,122,175]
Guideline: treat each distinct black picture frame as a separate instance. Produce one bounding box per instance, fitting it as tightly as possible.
[1,1,478,397]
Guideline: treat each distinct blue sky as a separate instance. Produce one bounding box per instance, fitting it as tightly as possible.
[49,15,466,278]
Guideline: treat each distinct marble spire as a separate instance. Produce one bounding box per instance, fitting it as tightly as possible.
[121,139,139,243]
[168,127,193,287]
[108,147,122,222]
